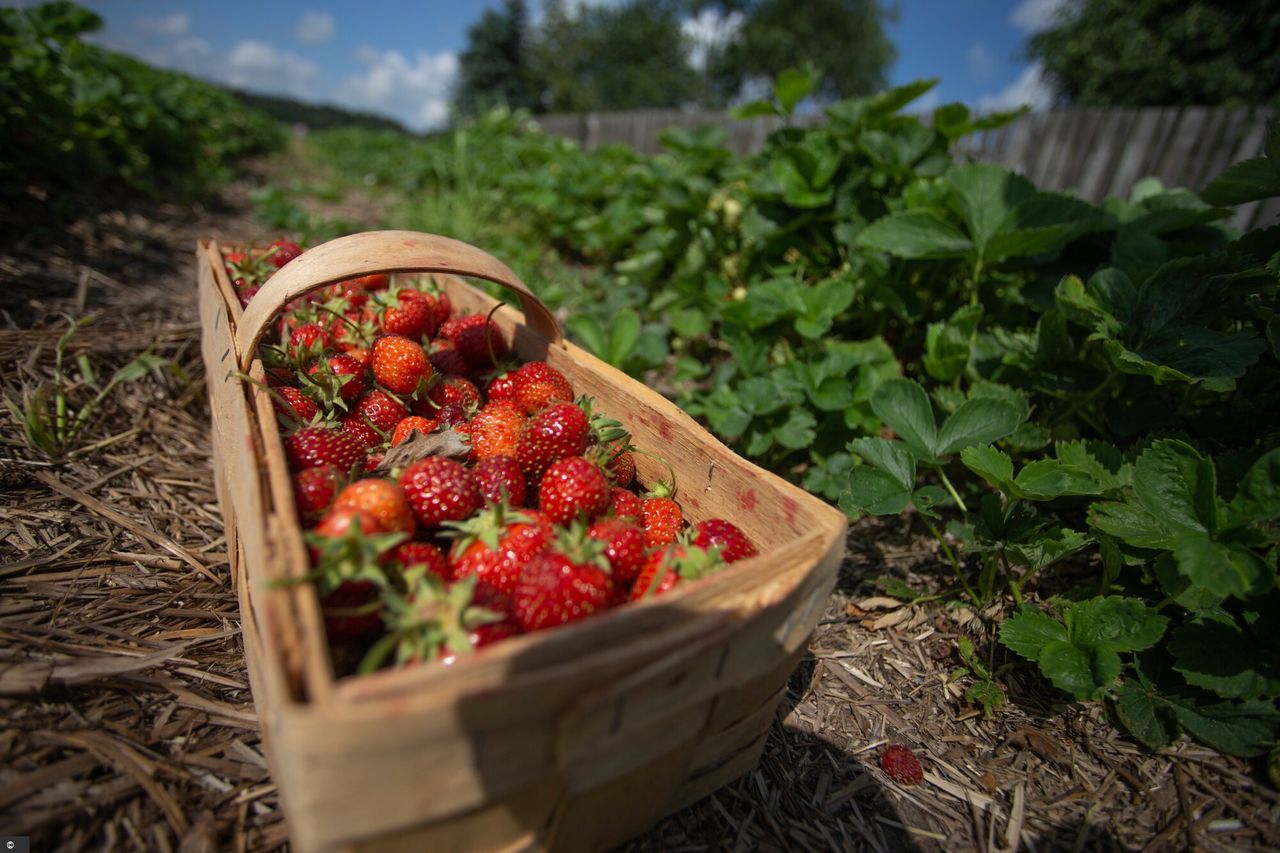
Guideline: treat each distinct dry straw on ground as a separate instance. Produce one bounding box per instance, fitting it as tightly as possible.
[1,185,1276,851]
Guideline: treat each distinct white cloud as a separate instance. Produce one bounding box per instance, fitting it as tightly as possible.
[335,48,459,131]
[967,42,996,81]
[174,37,213,60]
[976,63,1055,112]
[1010,0,1070,33]
[136,12,191,37]
[295,11,335,45]
[224,40,321,99]
[681,8,744,71]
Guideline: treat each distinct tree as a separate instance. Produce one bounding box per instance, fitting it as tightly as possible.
[697,0,898,105]
[453,0,538,117]
[531,0,704,113]
[1026,0,1280,107]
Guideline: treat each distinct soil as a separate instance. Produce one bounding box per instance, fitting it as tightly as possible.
[1,156,1277,852]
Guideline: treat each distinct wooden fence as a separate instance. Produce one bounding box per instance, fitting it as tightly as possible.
[533,106,1278,230]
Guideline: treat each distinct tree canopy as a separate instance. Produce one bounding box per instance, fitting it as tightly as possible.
[1026,0,1280,107]
[453,0,538,117]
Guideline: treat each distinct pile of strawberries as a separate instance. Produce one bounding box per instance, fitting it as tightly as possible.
[225,242,758,670]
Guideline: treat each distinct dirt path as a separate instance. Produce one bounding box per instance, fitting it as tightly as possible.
[1,155,1276,852]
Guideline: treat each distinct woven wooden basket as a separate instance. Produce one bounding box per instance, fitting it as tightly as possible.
[196,230,847,852]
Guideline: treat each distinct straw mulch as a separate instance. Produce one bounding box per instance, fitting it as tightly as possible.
[2,180,1277,852]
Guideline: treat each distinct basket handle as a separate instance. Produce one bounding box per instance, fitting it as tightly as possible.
[233,230,562,371]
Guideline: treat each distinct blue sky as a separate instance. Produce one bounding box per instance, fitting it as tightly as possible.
[73,0,1064,131]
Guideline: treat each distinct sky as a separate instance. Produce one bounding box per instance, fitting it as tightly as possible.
[66,0,1065,132]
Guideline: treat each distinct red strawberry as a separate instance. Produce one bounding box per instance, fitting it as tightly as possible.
[417,376,481,419]
[237,286,259,308]
[587,518,646,587]
[365,573,507,669]
[370,334,432,396]
[391,415,438,446]
[289,323,332,360]
[320,579,382,640]
[342,389,408,448]
[486,370,517,403]
[512,361,573,414]
[468,400,526,461]
[472,455,527,506]
[306,352,365,408]
[692,519,758,564]
[324,279,369,313]
[306,508,404,639]
[285,426,367,472]
[879,745,924,785]
[517,401,589,483]
[607,486,644,523]
[400,456,482,528]
[333,477,417,536]
[292,464,340,523]
[378,288,438,340]
[350,273,390,292]
[447,504,553,597]
[274,386,318,423]
[427,338,473,380]
[266,239,303,268]
[606,451,635,487]
[435,404,468,428]
[441,314,507,368]
[538,456,609,525]
[629,543,724,602]
[388,540,450,582]
[642,494,683,549]
[514,528,614,631]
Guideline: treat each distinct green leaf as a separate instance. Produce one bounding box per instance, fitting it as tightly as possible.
[999,607,1067,660]
[112,352,170,383]
[1066,597,1167,653]
[965,680,1005,716]
[774,66,820,116]
[842,467,912,516]
[869,379,938,460]
[1168,620,1280,701]
[1113,678,1180,751]
[855,210,973,259]
[1227,449,1280,527]
[947,164,1036,251]
[1040,641,1121,700]
[961,445,1017,496]
[606,309,641,366]
[922,321,970,382]
[1171,534,1272,600]
[1089,500,1176,550]
[865,78,939,117]
[1005,526,1092,571]
[935,396,1026,456]
[1164,696,1280,757]
[1132,440,1218,535]
[1201,157,1280,206]
[774,408,817,449]
[730,99,778,120]
[566,314,607,358]
[847,437,916,491]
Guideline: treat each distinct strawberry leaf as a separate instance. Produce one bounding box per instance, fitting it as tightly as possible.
[870,378,938,461]
[1168,618,1280,701]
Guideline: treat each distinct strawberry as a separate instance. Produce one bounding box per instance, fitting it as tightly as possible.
[468,400,526,461]
[292,464,340,523]
[274,386,318,423]
[587,518,646,587]
[305,352,365,409]
[369,334,432,396]
[391,415,438,446]
[517,401,589,483]
[431,290,452,326]
[692,519,758,564]
[225,248,275,289]
[350,273,390,292]
[512,361,573,415]
[306,508,405,639]
[607,486,644,523]
[423,375,482,414]
[342,389,408,448]
[288,323,332,361]
[388,540,450,583]
[642,493,683,549]
[237,286,259,308]
[513,527,614,632]
[266,239,303,268]
[285,425,367,472]
[364,573,507,669]
[400,456,482,528]
[629,543,724,602]
[440,313,507,368]
[538,456,609,525]
[324,279,369,313]
[879,745,924,785]
[377,287,438,340]
[472,455,527,506]
[427,338,473,380]
[486,370,517,403]
[333,477,417,536]
[606,451,635,487]
[435,403,469,428]
[447,504,553,597]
